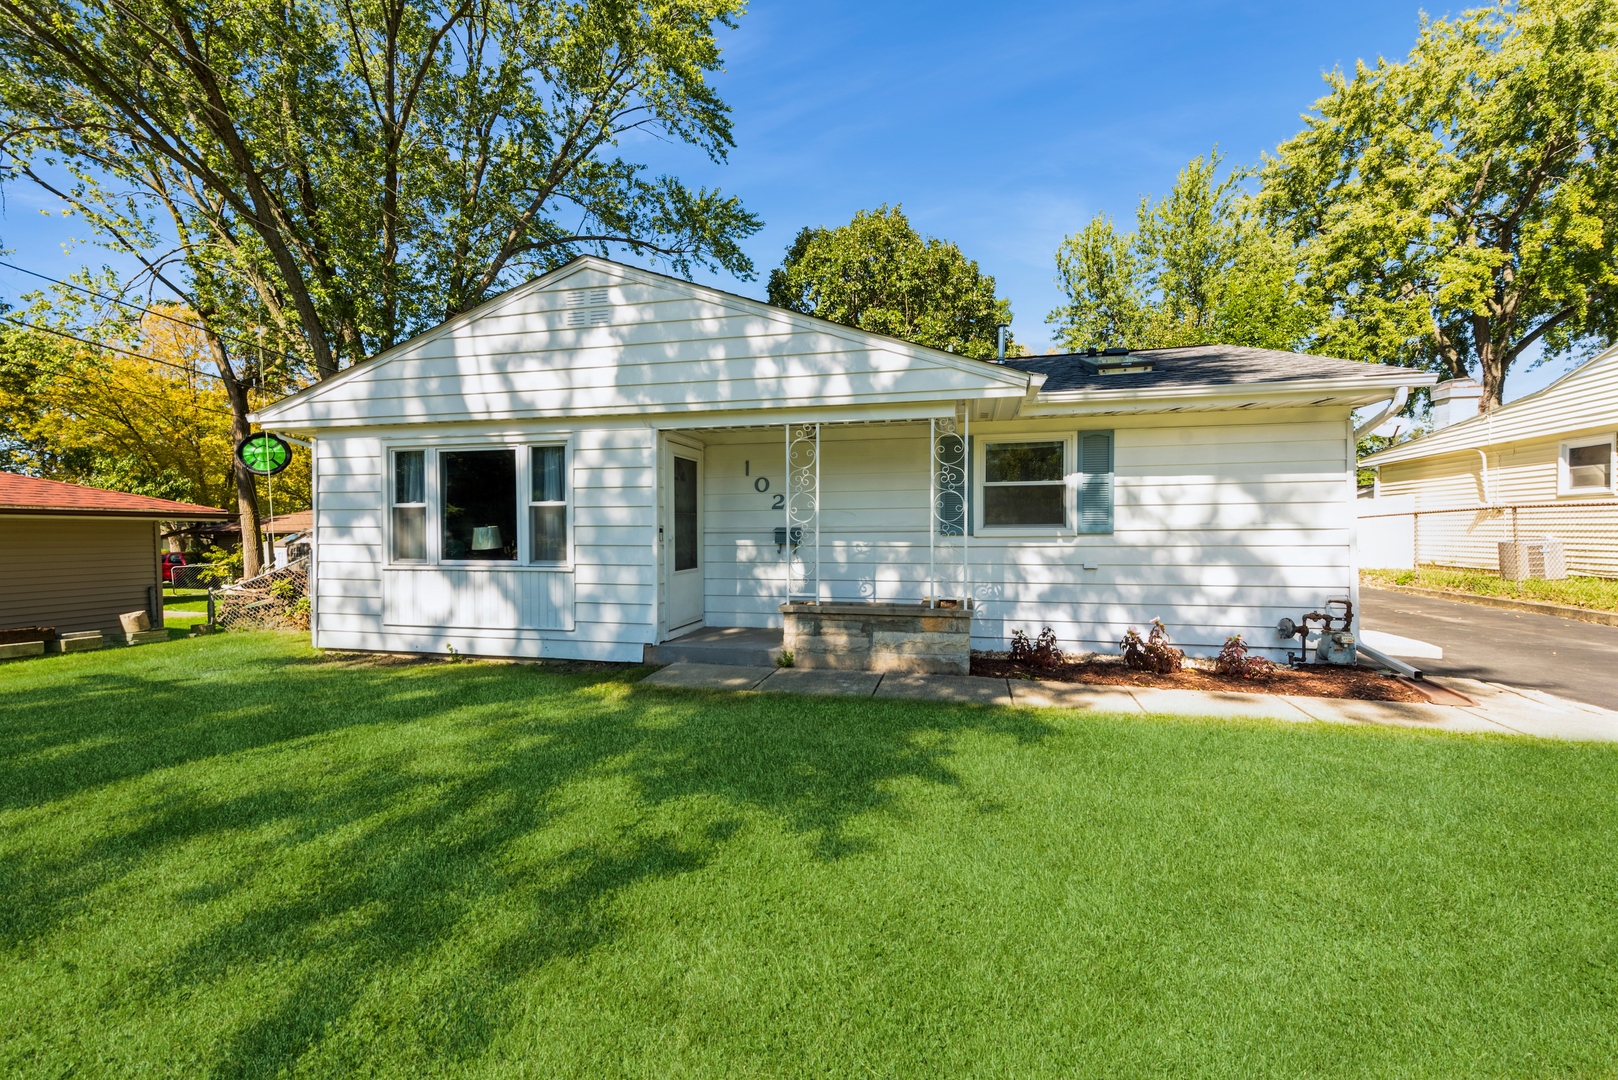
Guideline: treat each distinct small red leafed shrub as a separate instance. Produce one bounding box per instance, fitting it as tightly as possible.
[1010,626,1063,669]
[1120,618,1184,674]
[1215,634,1275,678]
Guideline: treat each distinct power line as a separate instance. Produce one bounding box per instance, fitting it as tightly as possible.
[0,258,308,370]
[1,313,261,415]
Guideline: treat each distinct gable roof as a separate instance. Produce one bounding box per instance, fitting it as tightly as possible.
[251,257,1039,430]
[1361,345,1618,467]
[0,473,231,519]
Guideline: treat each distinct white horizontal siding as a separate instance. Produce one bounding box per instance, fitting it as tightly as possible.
[311,426,657,656]
[702,417,1355,657]
[260,264,1028,428]
[1366,348,1618,467]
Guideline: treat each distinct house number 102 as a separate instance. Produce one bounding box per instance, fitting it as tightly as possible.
[747,463,783,508]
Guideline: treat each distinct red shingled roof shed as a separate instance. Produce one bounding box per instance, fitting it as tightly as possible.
[1,474,230,639]
[0,473,231,519]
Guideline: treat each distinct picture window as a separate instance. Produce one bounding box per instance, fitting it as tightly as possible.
[441,449,517,561]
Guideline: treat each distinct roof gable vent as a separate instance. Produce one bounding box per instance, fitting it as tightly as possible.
[563,287,612,328]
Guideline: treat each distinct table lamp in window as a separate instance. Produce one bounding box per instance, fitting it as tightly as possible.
[471,525,503,551]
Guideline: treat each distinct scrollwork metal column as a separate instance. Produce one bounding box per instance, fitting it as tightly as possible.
[786,423,820,600]
[931,415,968,606]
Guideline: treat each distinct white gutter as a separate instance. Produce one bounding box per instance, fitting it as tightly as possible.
[1352,385,1409,439]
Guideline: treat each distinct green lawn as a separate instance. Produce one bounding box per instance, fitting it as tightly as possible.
[3,634,1616,1078]
[162,587,211,624]
[1364,565,1618,612]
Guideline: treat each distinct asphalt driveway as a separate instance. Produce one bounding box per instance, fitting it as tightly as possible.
[1359,587,1618,710]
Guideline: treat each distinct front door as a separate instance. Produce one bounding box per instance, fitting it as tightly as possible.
[664,443,704,634]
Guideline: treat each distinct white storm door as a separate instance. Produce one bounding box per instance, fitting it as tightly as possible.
[665,446,704,633]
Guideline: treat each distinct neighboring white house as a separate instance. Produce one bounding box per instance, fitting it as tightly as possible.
[1359,347,1618,577]
[250,256,1429,663]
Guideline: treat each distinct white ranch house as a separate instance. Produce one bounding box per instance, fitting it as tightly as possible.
[251,257,1429,666]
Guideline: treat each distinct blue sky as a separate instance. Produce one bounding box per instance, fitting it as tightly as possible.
[0,0,1574,401]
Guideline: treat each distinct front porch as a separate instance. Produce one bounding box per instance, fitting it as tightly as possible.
[655,418,983,670]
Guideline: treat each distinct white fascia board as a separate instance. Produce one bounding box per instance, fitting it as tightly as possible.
[261,401,976,442]
[256,384,1031,433]
[1021,370,1435,418]
[250,256,1033,426]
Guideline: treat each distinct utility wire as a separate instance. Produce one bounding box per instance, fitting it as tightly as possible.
[3,312,213,374]
[0,258,307,370]
[1,313,252,417]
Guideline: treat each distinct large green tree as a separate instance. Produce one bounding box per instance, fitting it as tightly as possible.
[0,0,761,379]
[1048,152,1314,353]
[766,205,1013,359]
[0,0,759,573]
[1262,0,1618,411]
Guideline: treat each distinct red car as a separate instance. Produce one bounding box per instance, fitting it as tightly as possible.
[161,552,188,583]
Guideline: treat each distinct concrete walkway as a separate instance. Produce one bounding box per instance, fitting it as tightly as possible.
[639,663,1618,742]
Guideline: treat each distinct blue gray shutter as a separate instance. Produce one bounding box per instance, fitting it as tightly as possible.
[1076,431,1113,534]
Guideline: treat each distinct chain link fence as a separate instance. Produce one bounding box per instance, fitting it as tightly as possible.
[213,557,310,631]
[1359,500,1618,578]
[170,563,224,592]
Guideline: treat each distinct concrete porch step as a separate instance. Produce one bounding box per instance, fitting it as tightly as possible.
[644,625,784,667]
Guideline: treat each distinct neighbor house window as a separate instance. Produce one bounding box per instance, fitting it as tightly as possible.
[982,440,1066,526]
[391,449,427,561]
[530,445,568,563]
[441,449,517,560]
[1561,436,1614,495]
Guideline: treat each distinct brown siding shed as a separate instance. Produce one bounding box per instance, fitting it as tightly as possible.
[0,473,231,638]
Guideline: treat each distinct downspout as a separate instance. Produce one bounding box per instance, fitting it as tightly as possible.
[1352,386,1409,439]
[1476,448,1493,506]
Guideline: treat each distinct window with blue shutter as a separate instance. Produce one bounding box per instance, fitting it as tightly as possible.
[1076,431,1113,534]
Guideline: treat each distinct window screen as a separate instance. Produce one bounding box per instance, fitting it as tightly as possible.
[441,449,517,560]
[673,456,698,572]
[530,445,567,563]
[983,441,1065,526]
[391,450,426,561]
[1568,443,1612,490]
[1076,432,1114,534]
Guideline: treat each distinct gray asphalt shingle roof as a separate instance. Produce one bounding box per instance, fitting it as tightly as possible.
[1002,345,1389,393]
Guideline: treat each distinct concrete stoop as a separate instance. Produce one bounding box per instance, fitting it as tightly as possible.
[637,662,1618,743]
[644,626,784,668]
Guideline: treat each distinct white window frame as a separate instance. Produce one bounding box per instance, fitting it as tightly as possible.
[388,447,430,564]
[973,433,1075,536]
[527,442,572,565]
[1559,434,1616,496]
[382,436,575,570]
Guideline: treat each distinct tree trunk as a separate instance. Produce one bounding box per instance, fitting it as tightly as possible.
[202,323,264,577]
[1472,314,1506,414]
[1478,342,1507,414]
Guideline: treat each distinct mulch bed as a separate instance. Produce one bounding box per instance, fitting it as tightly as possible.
[971,656,1429,703]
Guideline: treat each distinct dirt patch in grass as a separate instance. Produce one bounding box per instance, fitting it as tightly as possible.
[971,656,1428,702]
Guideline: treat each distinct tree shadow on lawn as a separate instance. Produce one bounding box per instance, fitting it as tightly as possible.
[0,644,1056,1076]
